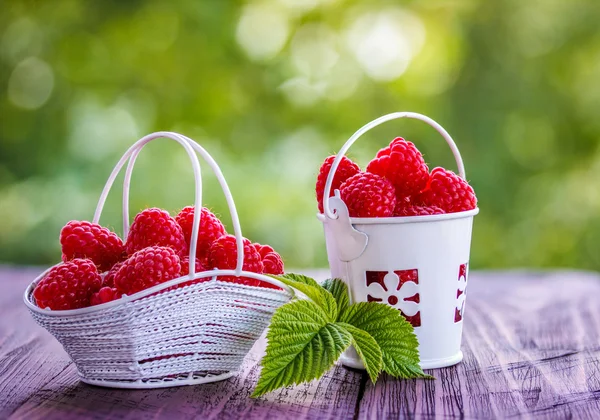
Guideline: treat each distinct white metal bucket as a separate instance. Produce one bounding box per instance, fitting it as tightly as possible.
[319,112,479,369]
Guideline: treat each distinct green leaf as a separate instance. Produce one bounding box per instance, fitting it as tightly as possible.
[340,302,430,379]
[321,278,349,317]
[252,299,352,397]
[337,322,382,383]
[270,273,338,321]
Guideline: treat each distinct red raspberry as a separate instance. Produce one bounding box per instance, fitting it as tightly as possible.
[180,256,206,276]
[176,206,226,262]
[415,167,477,213]
[125,208,187,257]
[171,257,211,289]
[339,172,396,218]
[254,243,275,259]
[316,155,361,213]
[367,137,429,199]
[33,259,102,310]
[208,235,265,286]
[254,243,284,276]
[102,261,124,287]
[395,204,445,217]
[114,246,182,295]
[60,221,125,272]
[90,287,120,306]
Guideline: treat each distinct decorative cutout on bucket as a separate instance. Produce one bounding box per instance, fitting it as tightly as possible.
[454,263,468,323]
[365,269,421,327]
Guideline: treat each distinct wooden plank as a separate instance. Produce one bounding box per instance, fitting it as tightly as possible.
[1,267,362,420]
[0,267,74,418]
[356,271,600,419]
[3,268,600,419]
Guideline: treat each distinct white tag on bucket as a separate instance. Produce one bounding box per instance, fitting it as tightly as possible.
[325,195,368,262]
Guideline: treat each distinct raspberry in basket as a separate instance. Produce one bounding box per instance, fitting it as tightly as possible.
[208,235,266,287]
[170,257,210,289]
[90,287,120,306]
[102,261,124,287]
[415,167,477,213]
[176,206,226,262]
[180,256,206,276]
[114,246,182,295]
[339,172,396,218]
[316,155,361,213]
[366,137,429,199]
[125,208,187,257]
[254,243,284,276]
[60,221,125,272]
[33,259,102,310]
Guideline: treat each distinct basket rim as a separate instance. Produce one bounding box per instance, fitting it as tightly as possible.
[317,207,479,225]
[24,267,295,317]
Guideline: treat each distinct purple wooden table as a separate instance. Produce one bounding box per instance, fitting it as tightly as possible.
[2,266,600,419]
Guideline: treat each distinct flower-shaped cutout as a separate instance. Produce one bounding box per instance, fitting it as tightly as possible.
[454,263,468,322]
[365,270,420,321]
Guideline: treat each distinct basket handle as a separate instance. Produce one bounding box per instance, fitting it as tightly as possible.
[323,112,466,220]
[92,132,246,276]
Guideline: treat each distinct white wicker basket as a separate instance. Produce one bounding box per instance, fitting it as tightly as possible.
[23,132,294,389]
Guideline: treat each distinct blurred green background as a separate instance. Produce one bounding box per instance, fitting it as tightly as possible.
[2,0,600,270]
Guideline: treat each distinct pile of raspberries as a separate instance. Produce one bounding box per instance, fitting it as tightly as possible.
[33,207,284,310]
[316,137,477,217]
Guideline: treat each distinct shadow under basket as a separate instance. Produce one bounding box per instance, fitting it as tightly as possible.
[25,274,291,389]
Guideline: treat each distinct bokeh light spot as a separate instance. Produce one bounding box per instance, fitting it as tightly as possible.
[345,8,425,81]
[8,57,54,110]
[236,4,290,61]
[68,96,139,161]
[291,24,339,78]
[279,77,325,107]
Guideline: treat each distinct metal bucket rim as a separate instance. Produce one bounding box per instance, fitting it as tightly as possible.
[317,207,479,226]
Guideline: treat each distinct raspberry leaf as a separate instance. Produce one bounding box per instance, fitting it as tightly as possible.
[337,322,382,383]
[252,299,352,398]
[270,273,338,321]
[321,278,349,316]
[254,273,430,397]
[339,302,431,379]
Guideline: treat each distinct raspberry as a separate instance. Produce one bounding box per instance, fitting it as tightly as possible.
[366,137,429,199]
[90,287,120,306]
[415,167,477,213]
[208,235,264,287]
[60,221,125,272]
[316,155,360,213]
[254,243,284,276]
[102,261,124,287]
[395,204,445,217]
[33,259,102,310]
[254,243,275,259]
[176,206,226,262]
[180,256,206,276]
[168,257,211,290]
[125,208,187,257]
[114,246,182,295]
[339,172,396,218]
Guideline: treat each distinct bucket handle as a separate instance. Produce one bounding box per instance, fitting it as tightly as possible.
[323,112,466,220]
[90,132,290,293]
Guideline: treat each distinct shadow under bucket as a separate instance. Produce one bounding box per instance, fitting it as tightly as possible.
[319,112,479,370]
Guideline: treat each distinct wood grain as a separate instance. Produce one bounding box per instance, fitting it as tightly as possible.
[2,267,600,419]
